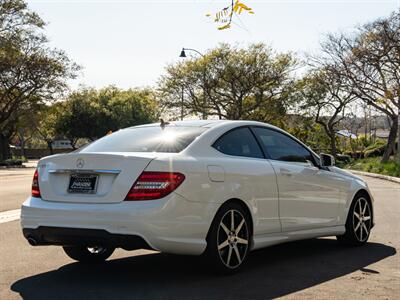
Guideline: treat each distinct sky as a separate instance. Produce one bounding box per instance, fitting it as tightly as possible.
[27,0,400,90]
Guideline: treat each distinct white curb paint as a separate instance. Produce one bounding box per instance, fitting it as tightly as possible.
[0,209,21,224]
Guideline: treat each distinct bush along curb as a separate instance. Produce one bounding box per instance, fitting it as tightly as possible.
[347,169,400,184]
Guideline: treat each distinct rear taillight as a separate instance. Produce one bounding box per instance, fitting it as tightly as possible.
[125,172,185,201]
[31,169,41,198]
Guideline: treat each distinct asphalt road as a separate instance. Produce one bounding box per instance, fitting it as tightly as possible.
[0,171,399,299]
[0,169,34,212]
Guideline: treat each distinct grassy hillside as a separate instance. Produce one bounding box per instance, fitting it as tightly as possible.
[343,157,400,178]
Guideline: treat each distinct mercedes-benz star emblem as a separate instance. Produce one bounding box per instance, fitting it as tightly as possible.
[76,158,85,168]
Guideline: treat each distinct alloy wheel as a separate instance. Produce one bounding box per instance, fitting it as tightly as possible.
[352,197,372,242]
[217,209,249,269]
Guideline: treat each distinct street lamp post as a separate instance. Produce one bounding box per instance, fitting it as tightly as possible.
[179,47,207,120]
[179,48,204,58]
[181,85,184,121]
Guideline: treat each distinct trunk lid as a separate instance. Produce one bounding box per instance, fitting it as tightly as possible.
[37,152,156,203]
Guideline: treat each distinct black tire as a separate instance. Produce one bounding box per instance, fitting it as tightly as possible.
[63,245,115,263]
[204,202,251,274]
[337,193,372,246]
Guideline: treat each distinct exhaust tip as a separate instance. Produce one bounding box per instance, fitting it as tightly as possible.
[27,236,38,246]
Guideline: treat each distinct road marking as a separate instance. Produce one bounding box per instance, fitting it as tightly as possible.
[0,209,21,224]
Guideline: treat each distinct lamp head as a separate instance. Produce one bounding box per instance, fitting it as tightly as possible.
[179,49,186,58]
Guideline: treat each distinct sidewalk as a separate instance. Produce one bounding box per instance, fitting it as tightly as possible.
[23,160,38,168]
[0,160,37,176]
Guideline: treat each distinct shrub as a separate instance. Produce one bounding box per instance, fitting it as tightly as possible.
[364,139,387,157]
[336,154,351,163]
[344,156,400,177]
[0,156,27,166]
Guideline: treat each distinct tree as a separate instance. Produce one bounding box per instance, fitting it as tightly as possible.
[54,87,159,143]
[317,11,400,162]
[34,105,58,154]
[299,68,356,158]
[0,0,79,160]
[159,43,296,122]
[14,110,40,156]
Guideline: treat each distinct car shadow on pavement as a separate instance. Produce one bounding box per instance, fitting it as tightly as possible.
[11,238,396,300]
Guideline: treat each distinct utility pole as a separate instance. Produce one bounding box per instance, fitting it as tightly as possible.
[181,85,184,121]
[179,47,206,120]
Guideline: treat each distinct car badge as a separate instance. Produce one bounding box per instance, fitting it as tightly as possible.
[76,158,85,169]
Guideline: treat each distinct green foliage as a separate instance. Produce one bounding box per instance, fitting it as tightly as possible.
[320,11,399,162]
[53,87,159,144]
[0,155,27,166]
[160,43,296,122]
[0,0,79,160]
[297,66,356,158]
[364,139,387,158]
[287,122,332,154]
[345,157,400,177]
[364,139,386,151]
[35,104,59,149]
[335,154,351,164]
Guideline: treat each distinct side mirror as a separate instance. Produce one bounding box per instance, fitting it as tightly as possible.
[320,153,335,167]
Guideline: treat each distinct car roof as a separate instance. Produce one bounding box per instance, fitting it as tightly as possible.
[132,119,229,128]
[132,119,277,129]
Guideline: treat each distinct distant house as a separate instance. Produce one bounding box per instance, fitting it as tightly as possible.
[52,139,73,149]
[336,130,357,139]
[373,129,390,139]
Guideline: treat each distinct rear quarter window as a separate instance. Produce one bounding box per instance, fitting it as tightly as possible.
[212,127,264,159]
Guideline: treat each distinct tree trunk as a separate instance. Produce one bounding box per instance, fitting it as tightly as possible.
[47,140,54,155]
[68,138,77,150]
[397,111,400,163]
[381,115,398,163]
[21,141,26,158]
[0,133,11,161]
[18,131,26,158]
[329,133,338,158]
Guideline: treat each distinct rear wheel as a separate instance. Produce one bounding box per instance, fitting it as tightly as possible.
[337,194,372,246]
[63,246,114,263]
[205,202,251,274]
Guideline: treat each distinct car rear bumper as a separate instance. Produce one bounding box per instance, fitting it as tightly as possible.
[21,194,219,255]
[23,226,153,250]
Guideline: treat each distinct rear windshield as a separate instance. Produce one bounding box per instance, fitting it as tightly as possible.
[80,126,208,153]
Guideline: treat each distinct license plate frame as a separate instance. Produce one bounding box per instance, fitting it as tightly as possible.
[68,173,99,194]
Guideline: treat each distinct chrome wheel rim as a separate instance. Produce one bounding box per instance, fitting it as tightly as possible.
[87,246,106,254]
[217,209,249,269]
[353,197,372,242]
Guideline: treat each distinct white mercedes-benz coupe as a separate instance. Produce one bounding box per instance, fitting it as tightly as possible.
[21,120,374,273]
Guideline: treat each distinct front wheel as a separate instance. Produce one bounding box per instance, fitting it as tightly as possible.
[63,246,115,263]
[337,194,372,246]
[204,203,251,274]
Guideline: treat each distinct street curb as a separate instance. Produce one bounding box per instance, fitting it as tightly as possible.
[347,169,400,184]
[0,165,26,169]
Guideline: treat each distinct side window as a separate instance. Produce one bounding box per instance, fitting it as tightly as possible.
[252,127,314,164]
[213,127,264,159]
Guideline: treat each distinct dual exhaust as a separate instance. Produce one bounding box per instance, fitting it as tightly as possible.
[27,236,38,246]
